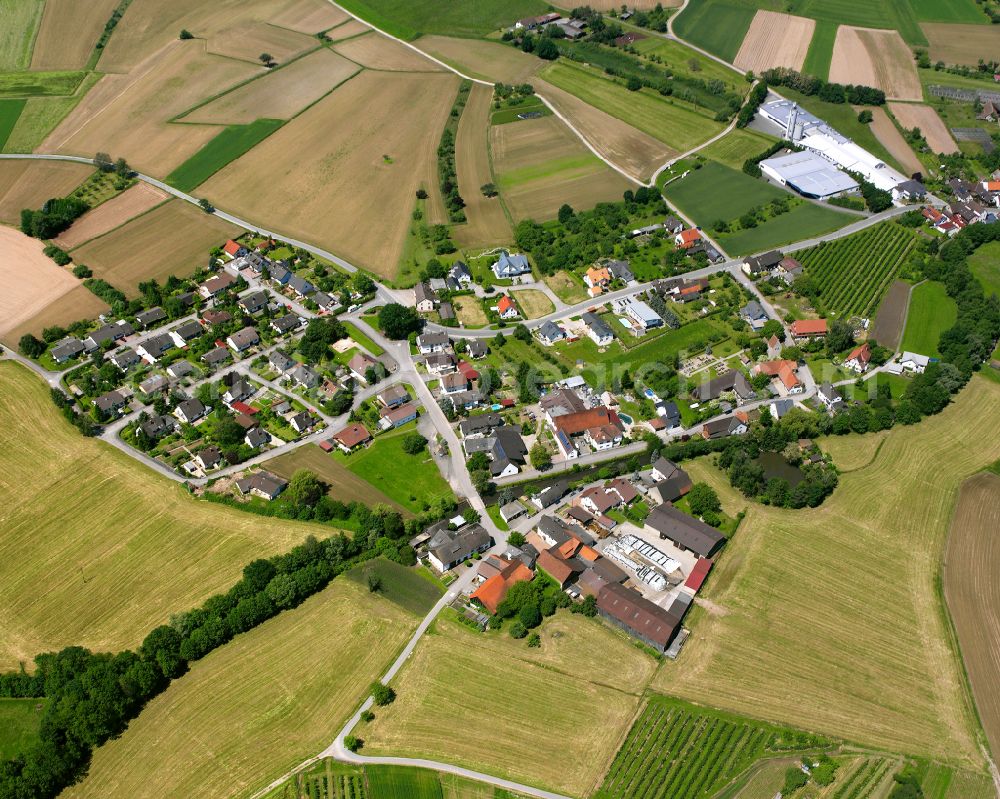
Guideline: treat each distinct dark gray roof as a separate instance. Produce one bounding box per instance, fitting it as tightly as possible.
[459,413,502,437]
[173,320,203,341]
[139,414,176,438]
[202,347,231,364]
[429,523,491,566]
[176,398,206,420]
[140,333,174,358]
[582,311,613,339]
[240,290,269,310]
[538,321,565,341]
[52,338,85,360]
[287,274,314,295]
[645,504,726,558]
[535,479,569,508]
[271,314,302,333]
[135,307,166,328]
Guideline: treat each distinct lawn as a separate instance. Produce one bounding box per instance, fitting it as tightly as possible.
[64,578,423,799]
[512,288,554,319]
[659,377,1000,768]
[334,0,546,40]
[672,0,757,62]
[968,240,1000,299]
[900,281,957,357]
[344,557,443,615]
[0,98,25,148]
[543,270,588,304]
[632,36,743,91]
[698,128,777,169]
[345,321,385,355]
[717,202,853,255]
[802,20,839,78]
[0,698,45,760]
[342,425,454,513]
[363,612,659,796]
[0,70,86,97]
[539,60,724,152]
[663,161,789,224]
[0,361,326,670]
[166,118,284,191]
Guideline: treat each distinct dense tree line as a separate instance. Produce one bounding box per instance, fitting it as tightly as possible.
[438,82,471,223]
[20,197,89,239]
[759,68,886,106]
[82,278,128,313]
[736,80,769,128]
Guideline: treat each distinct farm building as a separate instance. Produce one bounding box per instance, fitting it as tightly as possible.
[760,150,858,199]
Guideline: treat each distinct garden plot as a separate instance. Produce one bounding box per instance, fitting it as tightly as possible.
[829,26,922,101]
[888,102,960,154]
[733,11,816,74]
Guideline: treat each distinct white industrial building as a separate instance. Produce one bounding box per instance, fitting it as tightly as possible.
[759,99,908,194]
[760,150,858,199]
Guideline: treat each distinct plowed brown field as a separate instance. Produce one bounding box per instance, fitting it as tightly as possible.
[0,160,92,225]
[830,26,922,101]
[29,0,120,70]
[889,102,960,154]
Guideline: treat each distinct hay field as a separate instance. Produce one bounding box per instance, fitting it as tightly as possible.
[417,35,541,83]
[0,284,110,347]
[364,614,658,796]
[0,0,44,71]
[658,377,1000,768]
[98,0,345,72]
[2,72,102,154]
[45,41,262,176]
[52,182,169,250]
[535,77,671,182]
[889,102,960,154]
[511,288,553,319]
[0,361,329,670]
[206,21,317,65]
[333,32,444,71]
[200,70,458,278]
[64,579,420,799]
[0,159,91,225]
[491,115,632,222]
[266,444,407,514]
[29,0,120,71]
[69,199,240,297]
[943,472,1000,762]
[864,106,923,175]
[0,226,81,341]
[829,26,922,101]
[453,84,510,248]
[923,23,1000,66]
[733,11,816,74]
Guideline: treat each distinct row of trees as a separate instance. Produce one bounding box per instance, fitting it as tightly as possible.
[758,68,886,106]
[438,82,471,223]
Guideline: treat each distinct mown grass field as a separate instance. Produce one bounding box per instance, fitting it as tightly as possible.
[364,613,659,796]
[672,0,756,62]
[968,240,1000,298]
[166,118,285,191]
[64,577,423,799]
[0,0,44,71]
[663,161,788,224]
[698,128,776,169]
[0,361,327,670]
[911,0,988,22]
[802,20,839,78]
[540,60,724,152]
[2,71,101,154]
[659,377,1000,769]
[0,698,45,760]
[716,202,852,256]
[0,70,86,97]
[899,281,957,357]
[335,0,546,40]
[344,558,442,615]
[0,99,24,148]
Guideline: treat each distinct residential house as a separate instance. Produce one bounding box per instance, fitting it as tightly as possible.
[649,457,692,503]
[701,415,747,439]
[596,583,683,653]
[789,318,827,339]
[348,351,379,384]
[289,411,317,433]
[675,228,702,249]
[195,446,223,471]
[894,351,931,374]
[582,311,613,346]
[774,257,803,284]
[892,179,926,202]
[459,412,502,438]
[235,470,287,500]
[93,390,128,416]
[532,479,570,510]
[109,348,140,372]
[694,370,755,403]
[656,400,682,430]
[137,333,174,364]
[175,398,207,424]
[496,295,518,320]
[168,320,204,348]
[492,250,531,279]
[244,427,270,449]
[770,398,796,419]
[222,239,247,258]
[238,290,270,315]
[377,384,410,409]
[226,327,259,353]
[663,216,684,234]
[414,282,437,313]
[331,422,372,453]
[740,300,768,330]
[202,309,232,327]
[424,352,455,376]
[514,11,561,29]
[742,250,782,277]
[167,360,196,380]
[977,100,1000,122]
[646,503,726,557]
[584,265,611,296]
[673,279,709,303]
[270,314,303,335]
[463,425,527,477]
[449,260,473,287]
[222,377,254,406]
[270,263,291,285]
[135,307,166,329]
[139,414,178,440]
[379,401,418,429]
[51,337,85,363]
[499,500,527,524]
[287,274,315,298]
[540,387,587,427]
[426,522,492,571]
[83,320,134,351]
[624,299,663,331]
[440,371,468,395]
[201,347,231,367]
[766,333,783,359]
[313,291,339,312]
[467,339,488,359]
[844,342,871,373]
[199,272,237,299]
[606,477,638,505]
[417,331,450,354]
[471,558,534,614]
[537,321,566,346]
[269,350,295,373]
[606,260,635,283]
[752,359,802,393]
[578,485,621,516]
[818,382,843,412]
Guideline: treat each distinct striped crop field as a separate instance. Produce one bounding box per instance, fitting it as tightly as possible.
[830,758,894,799]
[797,222,916,318]
[595,695,826,799]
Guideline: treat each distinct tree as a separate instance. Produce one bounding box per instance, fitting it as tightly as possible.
[509,620,528,638]
[378,303,421,339]
[508,531,526,547]
[580,594,597,617]
[687,483,721,517]
[94,152,113,172]
[365,569,382,593]
[353,273,375,295]
[536,36,559,60]
[18,333,45,358]
[370,682,395,705]
[826,318,855,356]
[415,188,428,199]
[529,442,551,470]
[198,198,214,213]
[467,451,490,471]
[626,75,642,91]
[401,432,427,454]
[286,469,324,508]
[114,157,131,177]
[857,109,873,124]
[557,203,575,224]
[480,182,498,197]
[761,319,784,340]
[259,52,274,67]
[179,29,193,39]
[344,735,361,752]
[513,323,531,343]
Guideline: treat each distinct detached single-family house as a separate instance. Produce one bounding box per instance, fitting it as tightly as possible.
[331,422,372,453]
[414,282,437,313]
[818,382,843,412]
[168,320,204,349]
[774,257,803,284]
[582,312,613,346]
[624,299,663,331]
[174,398,207,424]
[270,263,291,285]
[701,415,748,439]
[110,348,140,372]
[289,411,317,433]
[269,350,295,373]
[235,470,287,500]
[897,351,931,374]
[742,250,782,277]
[202,309,231,327]
[770,398,796,420]
[377,384,410,408]
[270,314,303,335]
[244,427,270,449]
[287,274,314,298]
[893,180,927,202]
[379,401,418,429]
[290,364,320,389]
[675,228,702,249]
[139,374,169,396]
[238,290,269,315]
[226,327,259,353]
[496,295,518,320]
[51,337,85,364]
[83,321,134,352]
[424,352,455,375]
[441,371,469,395]
[199,272,237,299]
[426,522,492,571]
[313,291,339,312]
[222,239,247,259]
[135,307,166,329]
[93,390,128,416]
[467,339,488,359]
[139,414,178,440]
[223,378,254,406]
[538,321,566,346]
[137,333,175,364]
[348,351,380,383]
[740,300,768,330]
[584,266,611,296]
[492,251,531,279]
[499,500,528,524]
[789,318,827,339]
[844,342,871,373]
[417,331,450,354]
[607,260,635,283]
[753,359,802,394]
[195,446,223,471]
[201,347,231,367]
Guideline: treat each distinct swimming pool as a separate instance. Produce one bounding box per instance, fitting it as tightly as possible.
[619,413,633,425]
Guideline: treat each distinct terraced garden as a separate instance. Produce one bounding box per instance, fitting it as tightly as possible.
[797,222,916,318]
[595,695,825,799]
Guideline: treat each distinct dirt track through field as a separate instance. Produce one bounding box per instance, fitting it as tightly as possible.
[944,472,1000,764]
[454,84,510,248]
[53,182,168,250]
[889,102,960,154]
[733,11,815,74]
[863,106,923,176]
[830,26,922,101]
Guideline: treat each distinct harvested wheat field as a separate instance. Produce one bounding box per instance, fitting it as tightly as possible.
[1,285,110,348]
[364,613,658,796]
[70,200,240,297]
[97,0,344,72]
[185,48,359,124]
[944,471,1000,763]
[491,114,632,221]
[923,23,1000,67]
[829,26,922,101]
[417,35,541,83]
[863,106,923,176]
[536,78,670,182]
[0,227,81,341]
[889,102,960,154]
[454,84,510,247]
[734,11,815,74]
[29,0,120,70]
[52,182,168,250]
[333,31,443,71]
[63,579,421,799]
[0,361,327,670]
[46,41,261,176]
[205,21,317,65]
[0,159,91,225]
[327,18,371,41]
[659,377,1000,769]
[201,71,458,277]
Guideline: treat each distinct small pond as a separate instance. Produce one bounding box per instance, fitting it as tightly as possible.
[753,451,805,487]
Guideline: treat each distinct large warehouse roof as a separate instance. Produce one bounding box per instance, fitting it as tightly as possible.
[760,150,859,198]
[799,134,906,192]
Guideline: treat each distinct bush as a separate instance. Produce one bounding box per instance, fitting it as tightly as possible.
[72,263,92,279]
[782,766,809,794]
[509,620,527,639]
[401,432,427,454]
[344,735,361,752]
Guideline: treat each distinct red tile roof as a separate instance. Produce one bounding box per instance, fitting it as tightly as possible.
[231,401,258,415]
[223,239,242,256]
[789,318,828,336]
[553,406,623,437]
[676,228,702,247]
[537,549,574,586]
[846,342,871,366]
[457,361,480,380]
[318,440,335,452]
[470,560,534,614]
[332,423,371,449]
[497,296,516,315]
